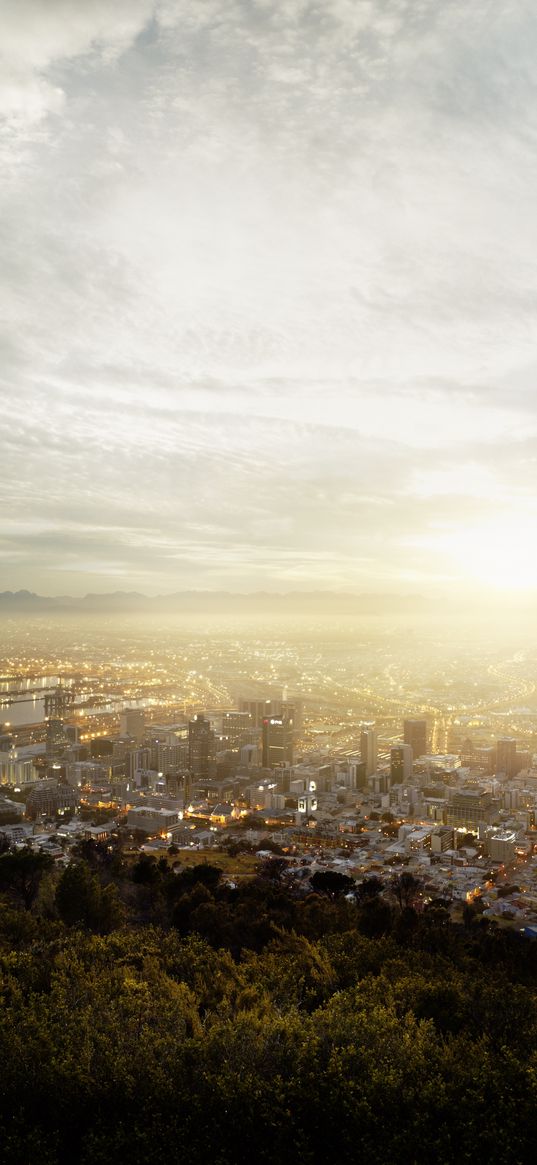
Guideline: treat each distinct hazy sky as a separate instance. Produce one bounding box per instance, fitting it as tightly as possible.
[1,0,537,596]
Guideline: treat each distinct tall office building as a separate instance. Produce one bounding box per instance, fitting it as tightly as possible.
[282,698,303,735]
[126,748,152,782]
[496,737,517,778]
[239,699,275,729]
[44,685,74,763]
[239,697,303,737]
[404,719,427,760]
[447,787,492,829]
[119,708,146,744]
[346,757,367,790]
[221,711,254,748]
[46,718,66,762]
[360,725,378,776]
[262,711,294,769]
[390,743,413,783]
[188,714,216,778]
[151,742,188,774]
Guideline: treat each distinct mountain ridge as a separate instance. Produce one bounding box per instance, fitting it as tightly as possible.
[0,589,430,614]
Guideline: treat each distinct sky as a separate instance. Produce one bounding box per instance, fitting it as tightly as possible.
[1,0,537,597]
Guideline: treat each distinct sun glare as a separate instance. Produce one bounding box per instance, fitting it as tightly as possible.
[430,518,537,591]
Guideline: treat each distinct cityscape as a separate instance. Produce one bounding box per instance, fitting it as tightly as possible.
[2,607,537,931]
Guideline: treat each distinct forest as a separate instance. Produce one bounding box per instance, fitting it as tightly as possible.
[1,841,537,1164]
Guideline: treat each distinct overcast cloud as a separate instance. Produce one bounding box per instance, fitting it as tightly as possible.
[1,0,536,595]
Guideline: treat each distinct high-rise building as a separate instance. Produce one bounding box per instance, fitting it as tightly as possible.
[489,830,517,863]
[262,711,294,769]
[283,698,303,735]
[26,780,79,819]
[360,725,377,776]
[65,761,107,789]
[126,747,152,782]
[354,760,367,789]
[447,787,492,829]
[0,749,36,786]
[239,697,303,737]
[404,719,427,760]
[496,737,517,778]
[150,742,188,775]
[390,743,413,782]
[44,686,74,763]
[239,699,275,729]
[221,711,254,748]
[46,719,66,762]
[273,690,304,736]
[188,714,216,778]
[347,758,367,790]
[473,746,496,775]
[90,738,113,759]
[431,827,454,853]
[119,708,146,744]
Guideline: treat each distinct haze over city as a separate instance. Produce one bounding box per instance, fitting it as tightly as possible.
[2,1,537,598]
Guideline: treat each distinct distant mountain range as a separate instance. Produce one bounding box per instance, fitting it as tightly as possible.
[0,589,431,615]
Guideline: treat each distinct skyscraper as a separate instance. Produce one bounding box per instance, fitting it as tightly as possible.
[404,719,427,760]
[496,737,517,778]
[188,714,216,778]
[221,711,253,748]
[360,725,378,776]
[239,699,275,729]
[390,743,413,783]
[282,698,303,735]
[119,708,146,744]
[239,696,303,736]
[262,711,294,769]
[44,685,74,763]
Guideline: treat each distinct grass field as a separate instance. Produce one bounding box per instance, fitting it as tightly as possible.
[167,848,261,879]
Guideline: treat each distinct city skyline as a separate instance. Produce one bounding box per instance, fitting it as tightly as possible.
[2,2,537,596]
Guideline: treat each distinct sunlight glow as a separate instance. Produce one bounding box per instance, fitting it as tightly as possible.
[422,517,537,591]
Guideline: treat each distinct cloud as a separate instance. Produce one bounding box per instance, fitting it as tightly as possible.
[1,1,536,593]
[0,0,155,120]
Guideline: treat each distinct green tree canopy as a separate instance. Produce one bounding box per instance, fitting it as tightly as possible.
[0,847,54,910]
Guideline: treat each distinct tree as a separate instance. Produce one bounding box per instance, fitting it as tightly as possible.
[357,895,393,937]
[56,860,100,927]
[56,861,123,932]
[176,864,223,894]
[132,855,160,885]
[0,847,54,910]
[463,899,479,927]
[390,872,422,911]
[310,870,355,898]
[355,875,384,902]
[392,904,420,943]
[258,857,288,882]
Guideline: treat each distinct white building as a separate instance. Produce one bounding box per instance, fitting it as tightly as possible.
[119,708,146,744]
[489,830,517,864]
[0,748,39,786]
[127,805,181,835]
[65,761,107,788]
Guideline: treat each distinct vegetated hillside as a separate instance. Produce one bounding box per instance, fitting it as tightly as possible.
[0,847,536,1165]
